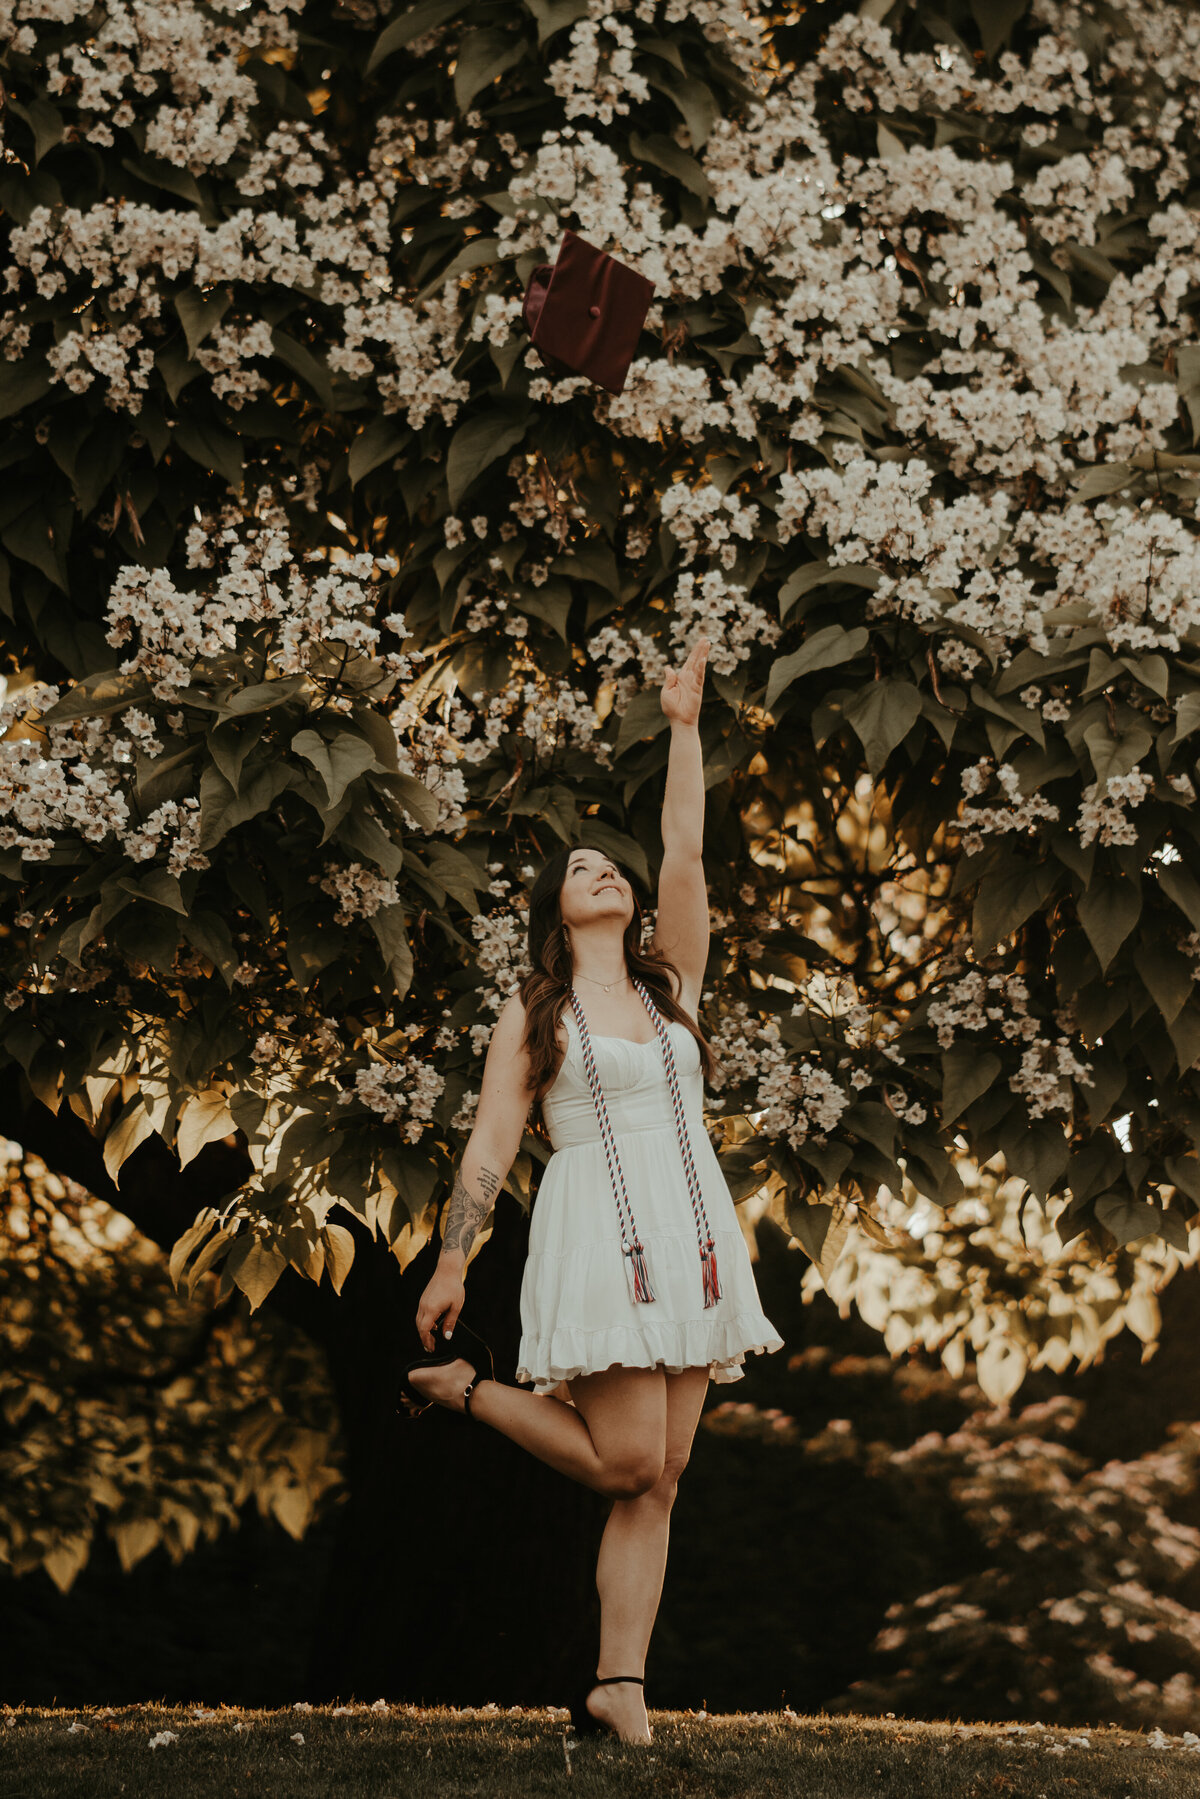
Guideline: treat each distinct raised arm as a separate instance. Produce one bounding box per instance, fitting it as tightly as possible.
[660,635,709,856]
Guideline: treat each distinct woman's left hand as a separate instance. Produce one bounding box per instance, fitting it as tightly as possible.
[661,636,710,727]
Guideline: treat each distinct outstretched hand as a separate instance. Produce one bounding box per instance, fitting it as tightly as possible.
[661,636,710,727]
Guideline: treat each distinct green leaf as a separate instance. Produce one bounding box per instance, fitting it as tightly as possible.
[629,131,712,200]
[643,69,718,152]
[1134,939,1193,1027]
[291,728,384,811]
[414,236,501,305]
[1159,862,1200,931]
[1094,1193,1167,1248]
[786,1198,834,1262]
[114,868,187,916]
[844,678,923,777]
[613,688,671,757]
[36,668,152,726]
[550,539,620,595]
[969,0,1030,57]
[941,1047,1002,1123]
[271,329,336,411]
[446,409,529,510]
[174,288,231,359]
[0,360,53,422]
[525,0,590,44]
[218,672,308,719]
[347,417,411,487]
[1005,1120,1070,1204]
[1077,876,1142,974]
[1173,693,1200,743]
[1068,461,1133,504]
[176,1088,237,1169]
[172,415,243,491]
[370,903,414,998]
[971,858,1058,957]
[6,98,64,167]
[197,760,293,851]
[180,911,239,988]
[122,154,204,208]
[226,1235,289,1313]
[453,29,528,112]
[365,0,464,72]
[766,626,869,712]
[778,560,880,622]
[1082,721,1152,788]
[102,1096,155,1186]
[1,502,69,590]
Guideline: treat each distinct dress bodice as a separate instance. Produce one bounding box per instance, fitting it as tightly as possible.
[540,1008,704,1153]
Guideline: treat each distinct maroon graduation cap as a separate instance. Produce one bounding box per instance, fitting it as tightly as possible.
[522,228,656,394]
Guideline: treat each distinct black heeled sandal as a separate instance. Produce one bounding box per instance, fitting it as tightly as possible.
[565,1672,645,1739]
[396,1316,497,1419]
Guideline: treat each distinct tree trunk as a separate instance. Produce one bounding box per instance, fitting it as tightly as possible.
[0,1070,606,1706]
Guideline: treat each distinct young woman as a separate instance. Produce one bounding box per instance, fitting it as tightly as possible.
[401,636,784,1744]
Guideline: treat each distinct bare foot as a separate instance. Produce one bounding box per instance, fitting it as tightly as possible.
[585,1678,652,1745]
[404,1356,477,1414]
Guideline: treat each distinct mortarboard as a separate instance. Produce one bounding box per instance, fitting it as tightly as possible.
[522,228,655,394]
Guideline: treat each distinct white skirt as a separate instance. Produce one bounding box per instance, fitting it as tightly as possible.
[515,1017,785,1394]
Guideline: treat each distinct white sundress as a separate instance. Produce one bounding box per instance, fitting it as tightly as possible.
[515,1003,786,1393]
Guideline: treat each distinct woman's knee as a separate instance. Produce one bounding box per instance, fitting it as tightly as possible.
[602,1451,666,1498]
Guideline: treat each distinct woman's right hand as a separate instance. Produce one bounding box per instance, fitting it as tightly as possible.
[416,1260,466,1351]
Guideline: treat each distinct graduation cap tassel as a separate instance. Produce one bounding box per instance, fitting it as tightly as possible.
[624,1238,656,1305]
[700,1236,721,1309]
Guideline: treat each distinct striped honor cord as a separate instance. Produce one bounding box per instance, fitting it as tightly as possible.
[567,979,722,1310]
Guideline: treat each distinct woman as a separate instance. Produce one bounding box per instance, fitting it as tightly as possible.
[401,635,784,1744]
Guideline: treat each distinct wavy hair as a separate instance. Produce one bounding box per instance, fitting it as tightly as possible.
[517,844,718,1142]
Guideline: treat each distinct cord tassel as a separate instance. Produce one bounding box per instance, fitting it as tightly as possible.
[700,1237,721,1309]
[624,1238,656,1304]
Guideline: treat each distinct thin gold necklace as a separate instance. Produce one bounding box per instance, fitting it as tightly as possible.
[573,970,629,994]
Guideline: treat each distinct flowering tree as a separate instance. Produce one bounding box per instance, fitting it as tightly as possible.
[4,0,1200,1660]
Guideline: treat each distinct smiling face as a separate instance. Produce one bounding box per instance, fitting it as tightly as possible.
[558,847,634,936]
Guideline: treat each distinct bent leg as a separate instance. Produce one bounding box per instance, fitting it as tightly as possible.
[406,1356,668,1496]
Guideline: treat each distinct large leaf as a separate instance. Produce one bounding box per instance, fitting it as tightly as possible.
[969,0,1030,58]
[226,1234,289,1313]
[778,560,880,622]
[453,29,528,112]
[366,0,464,72]
[370,902,414,997]
[446,409,529,509]
[291,728,384,812]
[628,130,712,199]
[766,625,869,711]
[271,329,336,411]
[197,759,293,850]
[844,678,923,777]
[1078,876,1142,974]
[174,288,231,359]
[102,1096,156,1186]
[348,418,412,487]
[176,1089,237,1169]
[941,1047,1002,1123]
[414,236,501,305]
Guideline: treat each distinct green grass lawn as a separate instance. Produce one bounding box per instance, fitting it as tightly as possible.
[3,1702,1199,1797]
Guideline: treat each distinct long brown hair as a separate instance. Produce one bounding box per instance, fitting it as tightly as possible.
[517,845,718,1142]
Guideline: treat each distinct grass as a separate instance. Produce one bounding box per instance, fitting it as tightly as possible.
[2,1701,1199,1797]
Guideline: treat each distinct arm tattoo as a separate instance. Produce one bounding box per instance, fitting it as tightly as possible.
[440,1160,502,1264]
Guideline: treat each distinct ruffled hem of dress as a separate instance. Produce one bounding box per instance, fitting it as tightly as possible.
[515,1309,785,1394]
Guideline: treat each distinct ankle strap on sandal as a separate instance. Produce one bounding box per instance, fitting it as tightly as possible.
[594,1675,644,1685]
[463,1375,491,1420]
